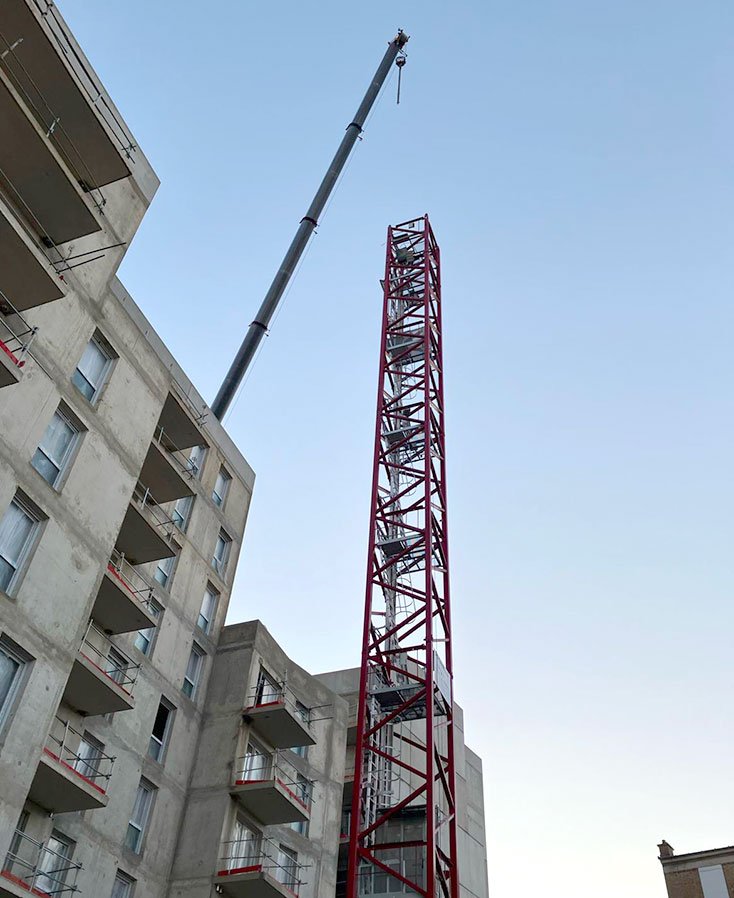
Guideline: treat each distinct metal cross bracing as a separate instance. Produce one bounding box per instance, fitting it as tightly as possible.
[347,215,458,898]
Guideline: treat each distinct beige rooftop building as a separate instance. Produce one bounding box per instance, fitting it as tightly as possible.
[0,3,489,897]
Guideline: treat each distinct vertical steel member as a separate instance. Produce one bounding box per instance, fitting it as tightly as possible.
[347,216,459,898]
[211,30,409,420]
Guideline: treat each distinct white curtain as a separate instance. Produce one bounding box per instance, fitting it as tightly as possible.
[39,413,75,467]
[0,502,34,590]
[0,650,19,709]
[77,340,107,386]
[228,821,259,870]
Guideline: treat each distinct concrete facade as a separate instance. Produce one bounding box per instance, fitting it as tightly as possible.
[0,4,489,898]
[659,842,734,898]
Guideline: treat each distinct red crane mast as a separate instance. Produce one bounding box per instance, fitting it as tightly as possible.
[347,216,459,898]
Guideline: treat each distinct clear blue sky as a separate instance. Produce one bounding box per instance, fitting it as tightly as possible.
[60,2,733,896]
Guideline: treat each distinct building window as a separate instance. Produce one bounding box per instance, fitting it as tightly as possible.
[134,599,162,656]
[73,732,104,780]
[111,871,135,898]
[289,819,309,837]
[36,831,74,893]
[290,744,307,759]
[154,553,176,589]
[106,646,129,686]
[275,844,299,889]
[239,737,271,781]
[197,585,219,635]
[212,468,231,508]
[171,495,193,531]
[0,496,42,594]
[255,668,281,705]
[187,445,207,479]
[227,819,260,872]
[699,866,729,898]
[125,779,155,854]
[148,698,175,763]
[295,700,310,726]
[182,644,204,698]
[0,637,28,728]
[211,530,231,576]
[31,406,82,488]
[72,333,114,402]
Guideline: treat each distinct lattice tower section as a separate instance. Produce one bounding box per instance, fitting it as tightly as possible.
[347,216,458,898]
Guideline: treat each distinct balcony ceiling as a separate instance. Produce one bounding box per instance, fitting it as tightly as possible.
[0,0,131,189]
[0,70,101,244]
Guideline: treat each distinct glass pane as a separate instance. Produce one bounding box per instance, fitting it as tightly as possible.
[134,630,152,655]
[77,339,108,387]
[125,823,141,853]
[0,557,13,592]
[72,369,96,400]
[256,670,280,704]
[38,412,75,467]
[112,874,132,898]
[74,735,102,778]
[31,449,60,485]
[0,502,35,568]
[0,649,20,711]
[131,783,151,826]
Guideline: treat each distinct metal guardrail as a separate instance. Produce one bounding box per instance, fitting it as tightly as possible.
[44,715,115,792]
[234,751,313,810]
[80,621,139,694]
[132,481,175,533]
[108,549,156,612]
[151,425,197,480]
[0,290,37,369]
[218,837,303,893]
[245,683,312,727]
[2,829,81,895]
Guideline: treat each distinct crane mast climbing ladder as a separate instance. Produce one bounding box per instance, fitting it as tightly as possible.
[347,216,459,898]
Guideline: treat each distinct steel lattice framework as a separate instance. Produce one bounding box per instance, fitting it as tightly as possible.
[347,216,458,898]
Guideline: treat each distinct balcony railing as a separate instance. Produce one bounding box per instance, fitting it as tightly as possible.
[152,425,198,480]
[2,830,81,895]
[132,482,175,531]
[246,684,312,727]
[44,716,115,793]
[80,621,139,695]
[108,549,156,612]
[234,751,313,812]
[218,837,304,894]
[0,292,37,370]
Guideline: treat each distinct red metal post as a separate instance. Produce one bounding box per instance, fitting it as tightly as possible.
[347,216,458,898]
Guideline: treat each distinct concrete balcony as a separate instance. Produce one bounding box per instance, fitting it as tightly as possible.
[63,622,138,715]
[115,482,176,565]
[231,753,311,826]
[139,427,195,504]
[28,716,113,813]
[91,550,158,635]
[1,830,81,898]
[216,840,303,898]
[158,392,205,452]
[243,687,316,750]
[0,192,65,314]
[0,0,134,191]
[0,66,101,245]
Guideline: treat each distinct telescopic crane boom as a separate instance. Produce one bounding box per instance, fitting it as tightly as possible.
[211,29,409,420]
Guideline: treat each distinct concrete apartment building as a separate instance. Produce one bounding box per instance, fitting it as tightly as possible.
[659,842,734,898]
[0,3,489,898]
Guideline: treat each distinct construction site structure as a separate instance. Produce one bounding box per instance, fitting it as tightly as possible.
[347,217,459,898]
